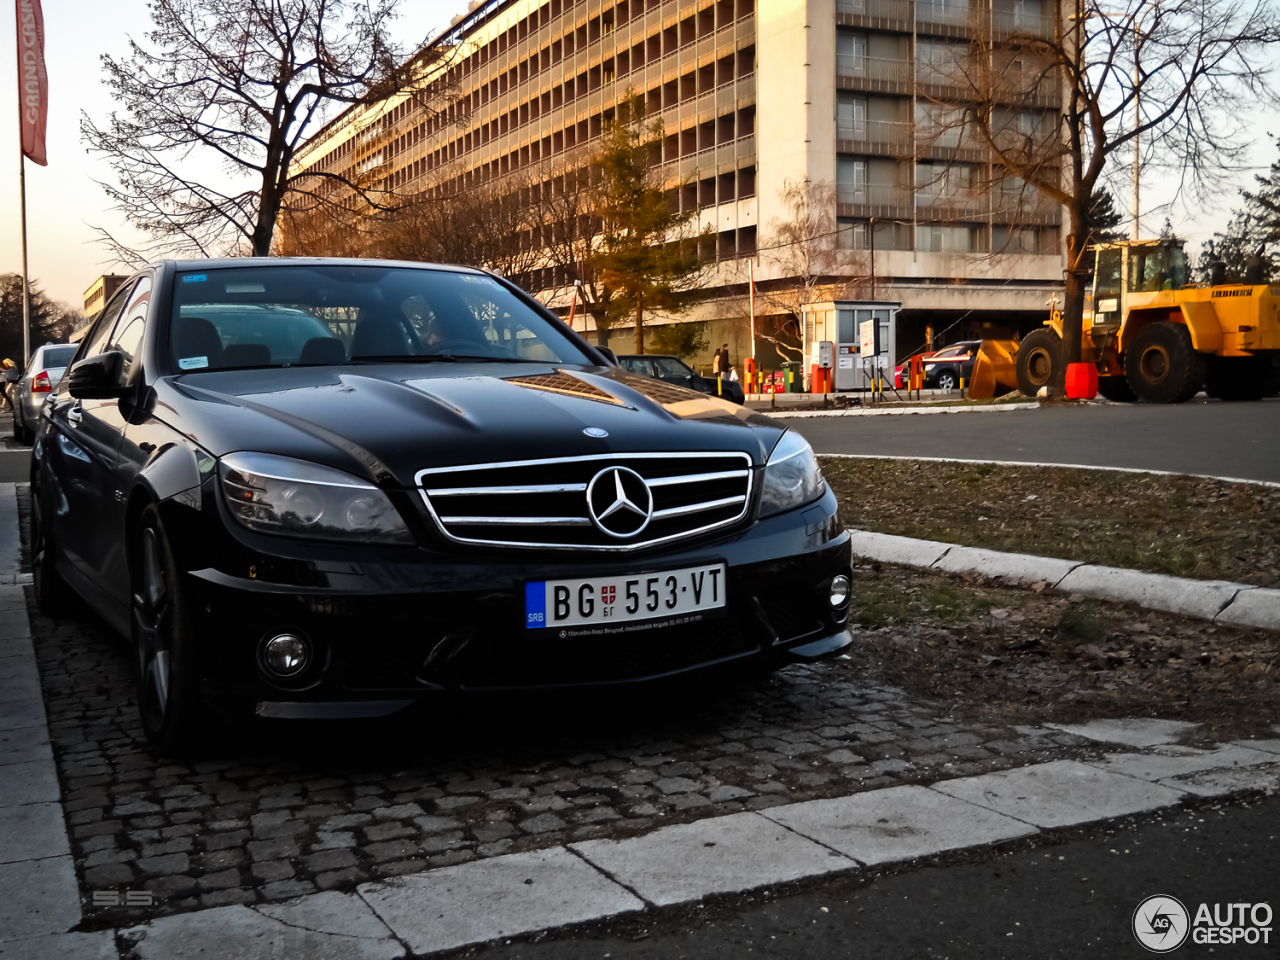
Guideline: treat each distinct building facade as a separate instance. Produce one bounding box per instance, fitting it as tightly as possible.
[292,0,1066,371]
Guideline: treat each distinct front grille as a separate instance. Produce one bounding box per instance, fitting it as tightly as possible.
[416,452,754,551]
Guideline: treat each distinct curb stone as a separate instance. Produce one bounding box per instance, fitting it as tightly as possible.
[762,401,1040,420]
[846,529,1280,630]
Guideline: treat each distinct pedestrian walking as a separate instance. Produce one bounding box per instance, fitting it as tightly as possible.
[719,344,731,379]
[711,347,724,379]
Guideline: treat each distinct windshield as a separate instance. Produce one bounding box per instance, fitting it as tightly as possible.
[40,345,77,369]
[170,265,591,371]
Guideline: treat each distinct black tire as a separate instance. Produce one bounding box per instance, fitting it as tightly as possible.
[1204,356,1270,401]
[934,369,958,391]
[1096,376,1137,402]
[1124,322,1207,403]
[132,504,206,756]
[1015,328,1063,397]
[30,468,72,617]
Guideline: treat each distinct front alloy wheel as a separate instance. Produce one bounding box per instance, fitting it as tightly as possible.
[132,505,204,754]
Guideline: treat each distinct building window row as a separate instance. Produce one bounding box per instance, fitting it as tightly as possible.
[837,218,1057,254]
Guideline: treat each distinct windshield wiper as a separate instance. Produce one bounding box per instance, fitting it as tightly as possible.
[444,355,551,363]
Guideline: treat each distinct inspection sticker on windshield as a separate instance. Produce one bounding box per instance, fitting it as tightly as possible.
[182,274,207,283]
[525,563,725,630]
[178,357,209,370]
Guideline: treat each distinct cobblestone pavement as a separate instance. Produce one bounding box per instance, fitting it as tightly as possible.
[15,489,1095,928]
[30,596,1102,929]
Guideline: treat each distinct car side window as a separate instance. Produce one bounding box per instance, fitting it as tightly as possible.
[107,276,153,381]
[80,279,137,362]
[621,358,652,376]
[652,358,691,378]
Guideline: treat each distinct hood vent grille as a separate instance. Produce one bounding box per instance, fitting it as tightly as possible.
[504,372,626,406]
[416,452,754,552]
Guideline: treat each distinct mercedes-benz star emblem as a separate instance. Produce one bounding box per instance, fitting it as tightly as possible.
[586,466,653,538]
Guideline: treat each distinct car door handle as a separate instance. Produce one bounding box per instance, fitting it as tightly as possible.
[67,405,82,424]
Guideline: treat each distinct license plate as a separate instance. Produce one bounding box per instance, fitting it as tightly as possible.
[525,563,726,631]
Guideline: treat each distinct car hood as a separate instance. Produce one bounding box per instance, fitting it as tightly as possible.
[153,363,785,487]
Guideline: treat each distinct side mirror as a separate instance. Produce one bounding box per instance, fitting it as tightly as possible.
[596,347,618,366]
[2,369,18,383]
[68,352,126,399]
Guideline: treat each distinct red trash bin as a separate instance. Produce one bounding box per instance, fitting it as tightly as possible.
[1064,362,1099,399]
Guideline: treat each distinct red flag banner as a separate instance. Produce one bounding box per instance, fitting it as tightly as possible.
[14,0,47,166]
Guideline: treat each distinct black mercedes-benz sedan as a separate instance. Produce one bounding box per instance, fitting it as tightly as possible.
[32,259,853,753]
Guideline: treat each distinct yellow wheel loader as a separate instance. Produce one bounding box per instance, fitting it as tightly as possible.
[1015,239,1280,403]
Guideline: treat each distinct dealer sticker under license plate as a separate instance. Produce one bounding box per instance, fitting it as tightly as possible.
[525,563,726,631]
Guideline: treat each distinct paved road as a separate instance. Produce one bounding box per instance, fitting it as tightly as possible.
[487,794,1279,959]
[785,398,1280,483]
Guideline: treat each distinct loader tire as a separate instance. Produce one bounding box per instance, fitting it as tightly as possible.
[1204,356,1269,401]
[1015,328,1063,397]
[1124,322,1207,403]
[1096,376,1137,402]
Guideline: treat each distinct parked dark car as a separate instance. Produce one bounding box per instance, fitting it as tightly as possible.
[897,341,983,391]
[616,353,746,405]
[31,260,853,753]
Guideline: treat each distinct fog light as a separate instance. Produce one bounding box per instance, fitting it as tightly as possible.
[829,575,851,607]
[262,634,309,677]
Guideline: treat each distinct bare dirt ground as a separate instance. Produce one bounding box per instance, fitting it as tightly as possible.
[822,457,1280,588]
[840,560,1280,742]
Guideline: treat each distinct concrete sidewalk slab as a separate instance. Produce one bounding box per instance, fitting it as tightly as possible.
[1235,738,1280,755]
[359,847,643,957]
[929,544,1080,586]
[762,785,1037,866]
[0,721,53,766]
[930,760,1186,828]
[123,895,404,960]
[572,811,854,907]
[0,758,61,807]
[0,932,118,959]
[1217,587,1280,630]
[1084,744,1276,781]
[0,856,82,943]
[0,665,43,704]
[848,531,950,569]
[1045,718,1201,748]
[1053,566,1245,622]
[0,802,72,865]
[0,697,46,734]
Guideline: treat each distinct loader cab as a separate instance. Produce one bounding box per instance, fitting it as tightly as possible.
[1089,239,1189,331]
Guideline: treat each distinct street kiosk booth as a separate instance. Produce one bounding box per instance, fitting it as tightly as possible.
[801,300,901,392]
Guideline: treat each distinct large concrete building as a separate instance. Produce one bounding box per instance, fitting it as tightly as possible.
[292,0,1066,374]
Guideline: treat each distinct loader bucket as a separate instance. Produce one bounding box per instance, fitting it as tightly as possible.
[968,339,1020,399]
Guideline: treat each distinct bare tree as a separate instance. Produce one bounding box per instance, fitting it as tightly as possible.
[369,172,547,280]
[83,0,458,261]
[754,178,869,362]
[934,0,1280,378]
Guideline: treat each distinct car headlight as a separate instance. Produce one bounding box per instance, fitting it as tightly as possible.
[758,431,825,518]
[219,452,413,544]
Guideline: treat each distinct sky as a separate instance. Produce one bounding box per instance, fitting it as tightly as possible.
[1,0,1277,310]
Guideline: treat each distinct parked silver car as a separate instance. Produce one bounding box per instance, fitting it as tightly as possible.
[9,344,77,444]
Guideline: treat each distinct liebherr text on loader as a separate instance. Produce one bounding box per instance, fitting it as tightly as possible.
[1016,238,1280,402]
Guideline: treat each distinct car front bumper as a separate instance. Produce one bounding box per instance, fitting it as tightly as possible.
[175,484,853,718]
